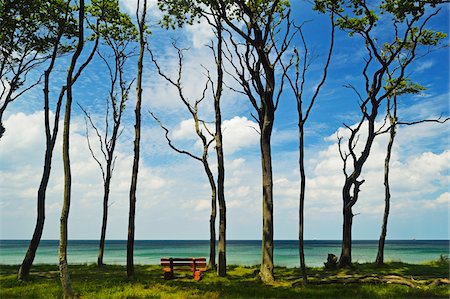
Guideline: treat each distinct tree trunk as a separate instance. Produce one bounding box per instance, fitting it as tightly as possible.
[216,135,226,277]
[203,160,216,270]
[339,110,378,267]
[208,192,217,271]
[17,8,68,279]
[128,0,146,278]
[376,115,396,265]
[339,201,353,267]
[98,174,111,266]
[60,60,74,299]
[215,19,226,278]
[18,153,51,279]
[298,121,307,283]
[259,108,275,283]
[0,111,5,139]
[59,1,85,295]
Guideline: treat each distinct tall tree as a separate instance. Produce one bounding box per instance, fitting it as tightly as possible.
[217,0,292,282]
[149,44,217,270]
[0,0,71,138]
[375,76,448,265]
[127,0,147,279]
[60,0,86,295]
[212,15,227,278]
[18,0,98,280]
[157,0,228,276]
[80,0,137,267]
[279,15,335,283]
[315,0,448,267]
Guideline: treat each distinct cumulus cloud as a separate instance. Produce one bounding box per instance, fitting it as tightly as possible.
[1,105,448,240]
[222,116,259,155]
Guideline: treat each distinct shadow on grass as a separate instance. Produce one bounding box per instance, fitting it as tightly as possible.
[0,261,448,298]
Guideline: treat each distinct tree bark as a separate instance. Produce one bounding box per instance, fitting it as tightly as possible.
[17,2,70,280]
[18,150,51,279]
[203,158,216,270]
[259,105,275,283]
[298,121,307,283]
[376,102,396,265]
[59,1,85,295]
[339,198,353,267]
[127,0,146,278]
[215,19,226,278]
[339,107,378,267]
[98,173,111,266]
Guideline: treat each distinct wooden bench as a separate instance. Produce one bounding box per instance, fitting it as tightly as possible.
[160,257,207,281]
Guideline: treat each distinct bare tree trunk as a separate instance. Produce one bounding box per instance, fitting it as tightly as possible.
[17,2,70,279]
[298,122,307,283]
[18,151,50,279]
[127,0,146,279]
[98,173,111,266]
[260,107,275,283]
[339,111,377,267]
[214,19,226,278]
[203,160,216,270]
[60,1,85,295]
[376,132,394,265]
[339,198,353,267]
[376,101,396,265]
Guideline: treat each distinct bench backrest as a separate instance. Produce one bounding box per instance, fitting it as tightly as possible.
[161,258,207,270]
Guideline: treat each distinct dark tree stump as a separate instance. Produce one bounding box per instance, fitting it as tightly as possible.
[324,254,338,270]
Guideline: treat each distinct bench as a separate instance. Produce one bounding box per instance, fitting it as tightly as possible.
[160,257,207,281]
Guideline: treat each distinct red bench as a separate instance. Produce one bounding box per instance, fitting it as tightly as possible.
[160,257,207,281]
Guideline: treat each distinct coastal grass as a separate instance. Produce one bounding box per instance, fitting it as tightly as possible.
[1,259,449,298]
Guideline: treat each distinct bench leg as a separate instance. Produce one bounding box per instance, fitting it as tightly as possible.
[164,271,174,280]
[194,271,202,281]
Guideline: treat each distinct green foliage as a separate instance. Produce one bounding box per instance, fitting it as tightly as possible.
[1,261,449,298]
[0,0,77,61]
[384,77,426,96]
[380,0,444,22]
[157,0,290,29]
[158,0,204,29]
[314,0,447,44]
[87,0,138,43]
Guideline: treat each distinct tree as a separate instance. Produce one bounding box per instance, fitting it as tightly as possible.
[127,0,147,279]
[279,15,335,283]
[18,0,98,281]
[217,0,292,282]
[212,16,227,278]
[157,0,227,276]
[80,0,137,267]
[149,44,218,271]
[0,0,71,139]
[315,0,448,267]
[375,76,448,265]
[59,0,86,294]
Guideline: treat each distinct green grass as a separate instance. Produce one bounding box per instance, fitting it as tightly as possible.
[1,260,449,298]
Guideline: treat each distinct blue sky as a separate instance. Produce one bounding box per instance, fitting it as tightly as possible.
[0,0,449,241]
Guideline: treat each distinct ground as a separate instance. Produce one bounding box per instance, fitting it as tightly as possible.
[1,259,449,298]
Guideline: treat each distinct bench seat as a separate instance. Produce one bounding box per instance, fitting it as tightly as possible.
[160,257,207,280]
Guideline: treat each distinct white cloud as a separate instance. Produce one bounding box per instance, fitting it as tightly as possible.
[172,119,197,140]
[222,116,259,155]
[415,60,434,73]
[0,102,448,240]
[186,19,215,49]
[119,0,160,18]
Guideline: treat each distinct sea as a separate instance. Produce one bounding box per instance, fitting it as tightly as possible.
[0,240,448,267]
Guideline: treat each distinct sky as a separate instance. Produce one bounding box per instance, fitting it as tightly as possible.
[0,0,449,241]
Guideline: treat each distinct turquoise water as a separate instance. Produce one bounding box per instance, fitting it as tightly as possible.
[0,240,448,267]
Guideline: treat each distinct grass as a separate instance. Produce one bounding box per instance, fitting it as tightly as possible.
[0,259,449,298]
